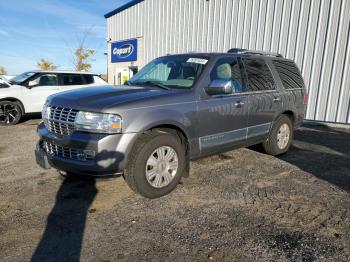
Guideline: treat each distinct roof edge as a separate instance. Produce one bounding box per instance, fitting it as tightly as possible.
[104,0,144,18]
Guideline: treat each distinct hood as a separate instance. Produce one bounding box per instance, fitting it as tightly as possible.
[0,78,12,88]
[47,85,180,112]
[0,85,22,99]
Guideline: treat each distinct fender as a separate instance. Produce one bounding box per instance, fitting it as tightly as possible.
[123,108,195,139]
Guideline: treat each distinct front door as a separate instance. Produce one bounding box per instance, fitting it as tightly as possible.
[197,57,248,156]
[22,73,59,113]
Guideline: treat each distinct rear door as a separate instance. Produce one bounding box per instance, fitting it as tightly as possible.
[242,58,283,144]
[197,57,248,155]
[272,59,306,126]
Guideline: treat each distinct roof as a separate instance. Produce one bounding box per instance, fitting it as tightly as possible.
[161,51,292,62]
[104,0,144,18]
[29,70,100,75]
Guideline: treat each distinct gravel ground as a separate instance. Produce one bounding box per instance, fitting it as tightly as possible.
[0,117,349,262]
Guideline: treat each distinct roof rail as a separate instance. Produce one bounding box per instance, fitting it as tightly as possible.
[227,48,283,58]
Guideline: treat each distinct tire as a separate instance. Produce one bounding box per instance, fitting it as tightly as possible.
[263,115,293,156]
[124,130,187,198]
[0,101,22,125]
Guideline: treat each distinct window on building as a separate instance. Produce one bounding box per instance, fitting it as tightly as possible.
[243,59,275,91]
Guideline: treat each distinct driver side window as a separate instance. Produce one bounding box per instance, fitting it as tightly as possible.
[210,58,244,93]
[30,74,58,87]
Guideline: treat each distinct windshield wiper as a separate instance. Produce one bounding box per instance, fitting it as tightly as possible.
[132,80,170,90]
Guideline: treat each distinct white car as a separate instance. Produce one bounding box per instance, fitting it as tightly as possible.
[0,70,107,125]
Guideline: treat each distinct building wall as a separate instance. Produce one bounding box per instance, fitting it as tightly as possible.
[107,0,350,124]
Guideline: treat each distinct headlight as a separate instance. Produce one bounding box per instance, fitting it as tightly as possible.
[42,102,50,119]
[42,102,50,127]
[75,111,122,134]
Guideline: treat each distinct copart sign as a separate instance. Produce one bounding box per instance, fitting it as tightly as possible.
[111,38,138,63]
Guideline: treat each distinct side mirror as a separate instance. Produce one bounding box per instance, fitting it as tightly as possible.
[205,80,233,95]
[27,80,37,88]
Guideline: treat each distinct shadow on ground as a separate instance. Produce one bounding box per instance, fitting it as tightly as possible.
[279,125,350,192]
[31,175,97,262]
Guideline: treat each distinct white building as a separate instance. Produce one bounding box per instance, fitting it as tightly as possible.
[105,0,350,124]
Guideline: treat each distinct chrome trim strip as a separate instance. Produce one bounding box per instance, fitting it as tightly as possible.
[199,127,247,150]
[247,122,271,138]
[199,122,272,151]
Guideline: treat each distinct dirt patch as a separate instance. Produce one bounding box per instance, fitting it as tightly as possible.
[0,120,349,261]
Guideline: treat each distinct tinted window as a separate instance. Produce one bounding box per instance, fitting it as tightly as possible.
[273,60,305,89]
[210,58,244,93]
[31,74,58,86]
[82,74,94,84]
[243,59,275,91]
[62,74,83,85]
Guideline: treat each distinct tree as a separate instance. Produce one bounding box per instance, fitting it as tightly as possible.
[74,47,95,71]
[37,59,58,70]
[72,29,96,72]
[0,66,7,75]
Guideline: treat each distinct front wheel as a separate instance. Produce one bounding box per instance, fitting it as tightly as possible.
[0,101,22,125]
[263,115,293,156]
[124,130,187,198]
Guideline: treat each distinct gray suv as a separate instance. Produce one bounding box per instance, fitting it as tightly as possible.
[35,49,307,198]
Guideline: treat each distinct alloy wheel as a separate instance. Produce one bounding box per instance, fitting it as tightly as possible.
[0,103,20,125]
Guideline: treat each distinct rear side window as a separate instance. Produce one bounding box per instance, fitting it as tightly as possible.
[273,60,305,89]
[82,74,94,84]
[243,59,275,91]
[62,74,83,85]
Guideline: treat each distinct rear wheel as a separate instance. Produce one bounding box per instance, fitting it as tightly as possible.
[0,101,22,125]
[124,130,187,198]
[263,115,293,156]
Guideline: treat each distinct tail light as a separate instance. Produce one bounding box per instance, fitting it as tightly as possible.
[303,92,309,105]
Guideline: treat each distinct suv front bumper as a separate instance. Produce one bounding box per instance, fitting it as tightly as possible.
[35,122,138,176]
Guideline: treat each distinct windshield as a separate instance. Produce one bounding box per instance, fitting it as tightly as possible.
[128,55,209,89]
[10,72,36,84]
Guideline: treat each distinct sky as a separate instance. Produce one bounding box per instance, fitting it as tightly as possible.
[0,0,130,75]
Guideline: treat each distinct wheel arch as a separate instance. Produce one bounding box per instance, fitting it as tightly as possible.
[147,123,189,150]
[0,97,25,115]
[281,110,295,124]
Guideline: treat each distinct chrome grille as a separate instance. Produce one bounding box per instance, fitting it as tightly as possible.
[47,106,78,135]
[43,141,94,161]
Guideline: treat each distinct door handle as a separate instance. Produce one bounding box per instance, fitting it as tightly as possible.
[234,101,245,108]
[273,97,281,102]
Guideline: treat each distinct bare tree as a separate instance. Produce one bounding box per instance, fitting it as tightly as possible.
[37,59,58,70]
[71,28,96,72]
[0,66,7,75]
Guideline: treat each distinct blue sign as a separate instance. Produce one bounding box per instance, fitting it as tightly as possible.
[111,38,138,63]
